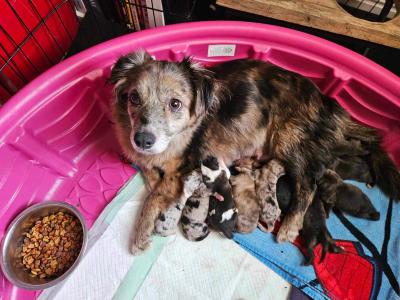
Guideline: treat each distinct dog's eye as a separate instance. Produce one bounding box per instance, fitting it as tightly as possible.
[129,90,141,106]
[169,98,182,112]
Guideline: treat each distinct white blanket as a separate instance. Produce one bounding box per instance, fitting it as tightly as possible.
[39,175,290,300]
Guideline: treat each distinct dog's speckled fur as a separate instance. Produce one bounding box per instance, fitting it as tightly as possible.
[110,52,400,253]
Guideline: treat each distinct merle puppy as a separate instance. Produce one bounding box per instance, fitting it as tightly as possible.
[180,170,211,241]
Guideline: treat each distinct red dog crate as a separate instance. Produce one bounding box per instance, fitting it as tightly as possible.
[0,0,79,104]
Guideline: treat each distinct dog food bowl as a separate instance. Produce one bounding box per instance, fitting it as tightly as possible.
[1,202,88,290]
[0,21,399,299]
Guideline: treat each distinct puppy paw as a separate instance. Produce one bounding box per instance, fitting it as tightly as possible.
[183,171,203,197]
[257,221,275,233]
[259,203,280,232]
[276,223,299,243]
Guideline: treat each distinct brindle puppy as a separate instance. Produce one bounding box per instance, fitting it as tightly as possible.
[109,52,400,254]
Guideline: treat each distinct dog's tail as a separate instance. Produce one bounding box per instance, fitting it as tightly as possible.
[368,142,400,200]
[345,119,400,200]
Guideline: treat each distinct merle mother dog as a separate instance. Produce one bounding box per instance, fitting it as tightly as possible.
[109,51,400,254]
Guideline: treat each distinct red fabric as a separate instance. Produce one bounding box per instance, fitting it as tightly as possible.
[263,221,375,300]
[311,241,374,300]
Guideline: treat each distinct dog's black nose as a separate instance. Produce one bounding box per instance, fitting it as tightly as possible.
[134,132,155,149]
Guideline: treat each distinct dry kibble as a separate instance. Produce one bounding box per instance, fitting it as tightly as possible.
[20,212,82,278]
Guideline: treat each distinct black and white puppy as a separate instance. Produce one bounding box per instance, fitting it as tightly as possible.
[202,156,238,239]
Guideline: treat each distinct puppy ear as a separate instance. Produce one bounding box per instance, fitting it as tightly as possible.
[180,57,215,116]
[109,50,153,86]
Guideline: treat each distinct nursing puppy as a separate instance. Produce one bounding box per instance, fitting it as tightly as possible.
[154,168,208,238]
[318,169,379,220]
[109,52,400,253]
[157,156,237,240]
[230,159,260,233]
[331,155,375,187]
[180,170,211,241]
[254,159,286,233]
[232,157,285,233]
[278,169,379,264]
[202,156,238,239]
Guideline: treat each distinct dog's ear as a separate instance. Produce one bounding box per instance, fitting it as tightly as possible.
[180,57,215,116]
[109,50,153,87]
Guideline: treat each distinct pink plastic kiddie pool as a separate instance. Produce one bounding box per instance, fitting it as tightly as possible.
[0,21,399,299]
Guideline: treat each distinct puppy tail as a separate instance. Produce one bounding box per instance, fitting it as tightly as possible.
[369,142,400,201]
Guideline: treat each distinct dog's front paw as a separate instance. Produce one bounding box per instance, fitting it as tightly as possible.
[131,223,153,255]
[131,236,152,255]
[259,202,280,233]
